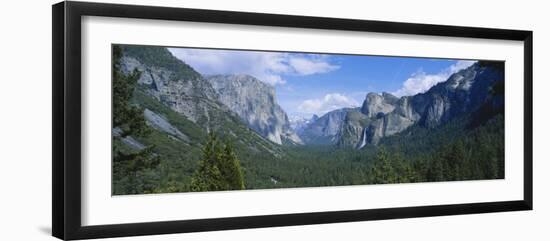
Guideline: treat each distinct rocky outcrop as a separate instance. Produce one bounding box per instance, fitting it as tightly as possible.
[144,109,189,142]
[206,74,302,145]
[360,61,503,145]
[299,61,504,147]
[336,110,370,147]
[117,46,289,161]
[120,46,224,128]
[112,127,146,150]
[361,92,399,118]
[120,46,302,146]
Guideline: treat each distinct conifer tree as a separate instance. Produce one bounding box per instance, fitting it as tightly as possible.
[220,141,245,189]
[112,46,148,137]
[112,45,159,188]
[191,133,245,191]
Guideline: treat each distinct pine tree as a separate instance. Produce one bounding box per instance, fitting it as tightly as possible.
[112,46,148,137]
[220,141,245,190]
[112,45,160,191]
[191,133,245,191]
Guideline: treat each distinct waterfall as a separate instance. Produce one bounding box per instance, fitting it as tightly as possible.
[357,127,368,149]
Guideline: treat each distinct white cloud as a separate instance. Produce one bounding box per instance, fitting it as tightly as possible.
[168,48,339,86]
[392,60,476,97]
[288,56,339,75]
[297,93,359,115]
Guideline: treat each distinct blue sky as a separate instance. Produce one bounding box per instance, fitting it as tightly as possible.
[169,47,475,118]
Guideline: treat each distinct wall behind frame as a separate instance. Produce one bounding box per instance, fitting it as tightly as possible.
[0,0,547,241]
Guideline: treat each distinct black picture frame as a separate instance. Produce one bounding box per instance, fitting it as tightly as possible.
[52,1,533,240]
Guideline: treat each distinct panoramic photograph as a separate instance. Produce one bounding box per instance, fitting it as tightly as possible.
[111,44,505,195]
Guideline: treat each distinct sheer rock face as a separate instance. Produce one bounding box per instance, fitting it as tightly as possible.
[361,92,399,118]
[336,110,370,148]
[144,108,189,142]
[206,74,302,145]
[120,47,301,146]
[120,54,223,127]
[300,62,504,147]
[118,46,289,160]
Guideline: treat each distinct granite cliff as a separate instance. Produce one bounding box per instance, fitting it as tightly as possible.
[206,74,302,145]
[299,61,504,147]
